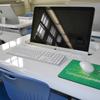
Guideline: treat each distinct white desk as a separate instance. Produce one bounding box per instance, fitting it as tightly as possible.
[0,16,32,42]
[0,32,100,100]
[0,16,32,29]
[0,16,32,36]
[0,31,21,42]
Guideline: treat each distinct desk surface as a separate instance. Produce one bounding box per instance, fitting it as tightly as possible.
[0,32,100,100]
[0,31,21,42]
[0,16,32,29]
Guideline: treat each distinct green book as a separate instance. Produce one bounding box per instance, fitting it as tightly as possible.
[58,60,100,90]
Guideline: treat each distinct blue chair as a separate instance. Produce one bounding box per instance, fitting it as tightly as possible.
[24,12,32,35]
[24,12,33,17]
[1,69,68,100]
[0,81,10,100]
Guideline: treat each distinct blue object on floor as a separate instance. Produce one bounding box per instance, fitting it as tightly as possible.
[1,69,68,100]
[0,81,10,100]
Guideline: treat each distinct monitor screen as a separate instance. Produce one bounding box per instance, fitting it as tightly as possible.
[30,6,95,52]
[0,4,19,24]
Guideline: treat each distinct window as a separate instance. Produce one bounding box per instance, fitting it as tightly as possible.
[36,24,45,39]
[41,13,49,28]
[50,26,56,37]
[47,36,53,44]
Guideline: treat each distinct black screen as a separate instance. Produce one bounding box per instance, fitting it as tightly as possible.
[30,7,94,52]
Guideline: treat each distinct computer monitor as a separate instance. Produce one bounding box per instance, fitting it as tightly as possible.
[64,3,100,32]
[30,6,95,52]
[0,4,19,24]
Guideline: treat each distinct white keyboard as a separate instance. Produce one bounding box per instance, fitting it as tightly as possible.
[7,45,65,65]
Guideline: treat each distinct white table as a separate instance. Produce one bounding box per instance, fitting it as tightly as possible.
[0,16,32,29]
[0,16,32,36]
[0,31,21,42]
[0,32,100,100]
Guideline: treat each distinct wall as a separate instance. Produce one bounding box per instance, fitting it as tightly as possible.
[19,0,31,12]
[31,0,100,4]
[0,0,16,3]
[31,0,70,5]
[12,2,25,16]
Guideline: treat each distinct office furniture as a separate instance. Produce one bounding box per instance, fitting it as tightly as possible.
[0,16,32,31]
[0,31,100,100]
[0,16,32,28]
[0,31,21,42]
[24,12,32,35]
[1,69,68,100]
[0,81,10,100]
[25,12,33,17]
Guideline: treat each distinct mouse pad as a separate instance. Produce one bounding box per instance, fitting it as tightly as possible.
[58,60,100,89]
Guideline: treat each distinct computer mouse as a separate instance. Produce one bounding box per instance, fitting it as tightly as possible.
[79,61,94,74]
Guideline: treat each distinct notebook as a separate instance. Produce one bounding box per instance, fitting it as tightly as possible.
[0,4,19,24]
[6,6,95,65]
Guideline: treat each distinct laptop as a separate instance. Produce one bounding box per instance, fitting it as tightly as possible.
[0,4,19,24]
[7,6,95,65]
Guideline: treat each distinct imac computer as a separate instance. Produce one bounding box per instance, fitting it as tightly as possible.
[6,6,95,65]
[30,6,95,52]
[0,4,19,25]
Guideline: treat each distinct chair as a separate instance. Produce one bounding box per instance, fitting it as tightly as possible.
[1,69,68,100]
[22,12,32,35]
[0,81,10,100]
[24,12,33,17]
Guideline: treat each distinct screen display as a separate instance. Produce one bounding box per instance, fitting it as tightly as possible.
[30,7,94,52]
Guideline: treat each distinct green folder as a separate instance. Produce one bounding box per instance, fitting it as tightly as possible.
[58,60,100,90]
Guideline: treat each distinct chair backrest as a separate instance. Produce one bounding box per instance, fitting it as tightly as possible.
[1,70,50,100]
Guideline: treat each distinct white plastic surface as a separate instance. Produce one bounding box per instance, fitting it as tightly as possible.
[0,32,100,100]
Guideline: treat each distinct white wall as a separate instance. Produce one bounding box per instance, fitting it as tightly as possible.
[31,0,70,4]
[0,0,16,3]
[31,0,100,4]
